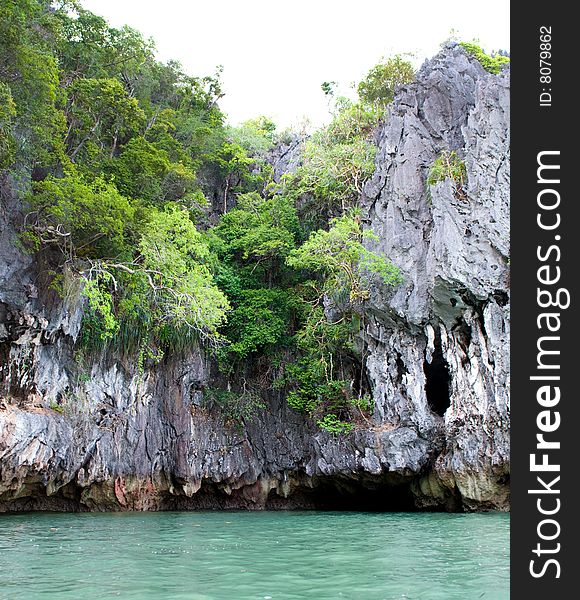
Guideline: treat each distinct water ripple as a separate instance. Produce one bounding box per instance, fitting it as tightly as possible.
[0,511,509,600]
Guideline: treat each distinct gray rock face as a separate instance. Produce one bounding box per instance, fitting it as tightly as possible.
[362,44,510,509]
[266,135,303,183]
[0,46,509,512]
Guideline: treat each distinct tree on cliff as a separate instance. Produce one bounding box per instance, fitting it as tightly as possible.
[2,0,403,432]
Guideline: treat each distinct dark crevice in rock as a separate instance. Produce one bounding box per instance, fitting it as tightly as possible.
[493,290,509,307]
[457,288,489,340]
[453,318,472,351]
[424,330,451,417]
[267,478,418,511]
[452,318,473,368]
[161,476,421,512]
[350,359,371,400]
[395,351,406,384]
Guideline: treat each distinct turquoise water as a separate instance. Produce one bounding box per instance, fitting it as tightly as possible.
[0,511,509,600]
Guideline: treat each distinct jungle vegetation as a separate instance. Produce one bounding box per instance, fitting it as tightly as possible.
[1,2,506,431]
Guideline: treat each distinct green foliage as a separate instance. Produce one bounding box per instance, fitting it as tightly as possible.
[0,82,17,169]
[286,368,350,415]
[28,172,135,257]
[325,100,383,142]
[281,213,400,432]
[316,414,355,435]
[357,55,415,108]
[287,211,402,303]
[28,180,229,354]
[213,192,300,266]
[283,305,362,422]
[174,103,224,166]
[136,204,230,342]
[0,0,66,166]
[80,274,119,345]
[7,2,235,362]
[50,401,65,414]
[204,90,399,431]
[275,97,379,222]
[109,136,196,203]
[427,150,467,200]
[285,358,367,434]
[209,192,301,363]
[295,306,359,357]
[459,42,510,74]
[224,288,296,360]
[209,137,271,208]
[226,117,277,156]
[56,8,156,83]
[350,393,373,413]
[75,206,230,354]
[321,81,337,97]
[300,136,376,213]
[64,77,144,163]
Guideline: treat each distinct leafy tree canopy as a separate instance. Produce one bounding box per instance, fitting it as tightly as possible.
[459,42,510,74]
[357,55,415,108]
[27,171,135,258]
[287,211,402,303]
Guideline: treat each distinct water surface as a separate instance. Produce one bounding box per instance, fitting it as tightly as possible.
[0,511,509,599]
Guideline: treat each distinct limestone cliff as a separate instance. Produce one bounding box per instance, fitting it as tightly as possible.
[0,45,510,512]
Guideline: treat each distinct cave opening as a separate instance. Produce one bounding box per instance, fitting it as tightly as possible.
[423,330,451,417]
[164,477,421,512]
[265,477,419,512]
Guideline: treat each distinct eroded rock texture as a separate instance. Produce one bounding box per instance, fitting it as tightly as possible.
[0,45,510,512]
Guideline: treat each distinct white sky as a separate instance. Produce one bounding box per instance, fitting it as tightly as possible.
[81,0,510,129]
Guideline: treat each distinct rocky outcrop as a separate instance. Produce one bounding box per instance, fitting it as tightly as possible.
[266,135,302,183]
[362,44,509,510]
[0,45,509,512]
